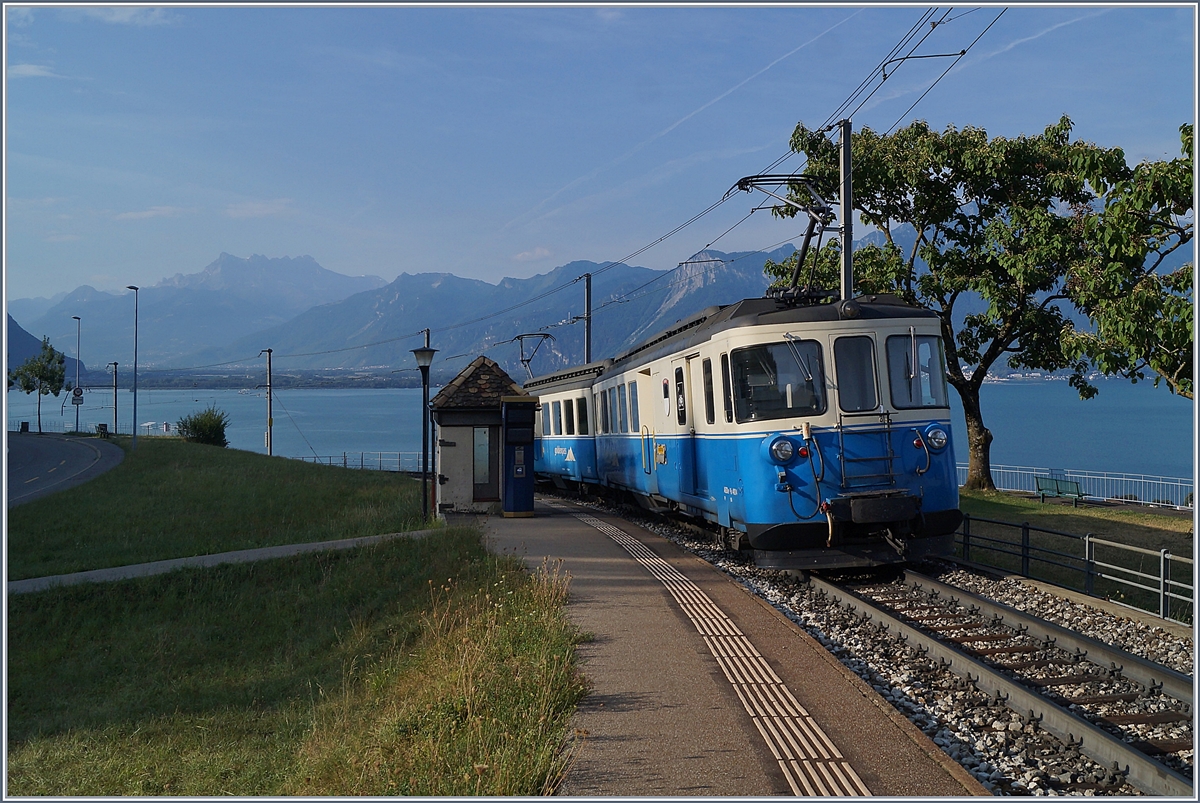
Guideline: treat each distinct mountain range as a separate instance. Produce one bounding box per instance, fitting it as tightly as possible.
[7,247,792,384]
[15,218,1166,386]
[12,253,385,375]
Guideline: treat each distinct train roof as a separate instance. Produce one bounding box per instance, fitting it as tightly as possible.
[525,293,936,393]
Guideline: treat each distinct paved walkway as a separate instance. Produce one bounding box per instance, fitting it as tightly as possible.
[7,530,435,595]
[487,498,987,797]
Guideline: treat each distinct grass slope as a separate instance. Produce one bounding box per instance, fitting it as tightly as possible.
[7,439,587,795]
[959,489,1193,555]
[7,436,425,580]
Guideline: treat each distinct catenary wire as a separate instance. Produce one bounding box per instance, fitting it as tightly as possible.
[269,388,320,458]
[884,8,1007,135]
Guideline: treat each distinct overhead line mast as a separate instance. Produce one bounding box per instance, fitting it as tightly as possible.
[726,118,855,305]
[839,118,853,302]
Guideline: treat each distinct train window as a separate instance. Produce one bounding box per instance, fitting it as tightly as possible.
[608,387,619,433]
[541,405,551,435]
[702,359,715,425]
[674,367,687,426]
[618,384,629,432]
[628,381,640,431]
[662,378,671,419]
[577,397,589,435]
[599,390,609,434]
[730,341,826,422]
[886,333,949,408]
[720,353,733,423]
[563,398,575,435]
[834,336,879,413]
[552,400,563,435]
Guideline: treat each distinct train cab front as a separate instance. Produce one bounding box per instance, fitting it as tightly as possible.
[739,421,963,570]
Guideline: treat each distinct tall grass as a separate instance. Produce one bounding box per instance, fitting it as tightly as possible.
[7,437,425,580]
[289,560,588,796]
[7,531,586,795]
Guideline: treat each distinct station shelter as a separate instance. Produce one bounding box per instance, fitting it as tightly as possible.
[429,356,528,519]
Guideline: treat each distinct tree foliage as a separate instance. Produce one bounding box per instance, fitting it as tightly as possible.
[177,405,231,448]
[8,337,70,434]
[1064,124,1194,399]
[773,116,1166,490]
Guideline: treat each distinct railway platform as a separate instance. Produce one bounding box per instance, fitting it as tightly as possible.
[484,497,989,797]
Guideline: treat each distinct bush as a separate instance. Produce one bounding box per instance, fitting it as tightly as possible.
[176,405,231,447]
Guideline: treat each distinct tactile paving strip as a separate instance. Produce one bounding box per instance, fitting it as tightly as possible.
[546,500,870,796]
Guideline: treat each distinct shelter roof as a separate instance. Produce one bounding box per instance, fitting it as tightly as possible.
[430,355,526,411]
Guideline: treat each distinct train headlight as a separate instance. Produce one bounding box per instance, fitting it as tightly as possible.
[769,438,796,464]
[924,427,948,451]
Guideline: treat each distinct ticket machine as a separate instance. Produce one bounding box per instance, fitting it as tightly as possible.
[501,396,538,517]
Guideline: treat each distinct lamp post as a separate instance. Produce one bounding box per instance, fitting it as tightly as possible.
[107,362,118,435]
[127,286,139,451]
[71,315,81,433]
[411,330,437,523]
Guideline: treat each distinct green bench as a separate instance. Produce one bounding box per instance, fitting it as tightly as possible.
[1036,476,1085,506]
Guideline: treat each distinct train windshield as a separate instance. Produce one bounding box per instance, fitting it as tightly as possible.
[730,340,826,422]
[886,332,949,408]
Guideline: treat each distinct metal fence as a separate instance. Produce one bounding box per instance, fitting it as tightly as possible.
[9,419,137,436]
[296,452,423,472]
[957,463,1193,510]
[957,514,1194,624]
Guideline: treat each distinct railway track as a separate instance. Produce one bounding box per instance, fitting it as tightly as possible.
[811,571,1194,797]
[547,494,1195,794]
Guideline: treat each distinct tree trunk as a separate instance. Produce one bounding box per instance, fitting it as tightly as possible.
[36,387,42,434]
[957,383,996,491]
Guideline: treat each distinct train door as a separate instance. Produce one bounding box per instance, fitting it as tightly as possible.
[670,356,697,496]
[690,357,710,497]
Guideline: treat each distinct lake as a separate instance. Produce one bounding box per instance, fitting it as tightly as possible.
[5,378,1194,480]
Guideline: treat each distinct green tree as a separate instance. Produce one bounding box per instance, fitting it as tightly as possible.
[1065,124,1193,400]
[8,337,71,434]
[773,117,1124,490]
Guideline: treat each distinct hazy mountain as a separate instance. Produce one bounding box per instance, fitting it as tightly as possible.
[16,254,386,368]
[6,291,69,324]
[189,246,793,380]
[6,314,85,379]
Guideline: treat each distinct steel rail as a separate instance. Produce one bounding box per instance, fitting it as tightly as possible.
[807,574,1194,797]
[904,571,1194,707]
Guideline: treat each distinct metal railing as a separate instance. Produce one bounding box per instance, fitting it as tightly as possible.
[296,452,423,472]
[957,513,1194,624]
[9,419,137,436]
[957,463,1193,510]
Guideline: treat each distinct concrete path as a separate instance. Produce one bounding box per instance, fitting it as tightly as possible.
[486,498,987,797]
[7,529,435,595]
[7,432,125,507]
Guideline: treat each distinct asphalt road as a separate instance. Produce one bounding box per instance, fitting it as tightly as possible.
[6,433,125,507]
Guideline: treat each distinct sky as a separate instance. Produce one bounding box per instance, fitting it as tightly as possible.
[4,3,1196,302]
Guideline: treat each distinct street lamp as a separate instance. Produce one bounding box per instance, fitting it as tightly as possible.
[71,315,81,433]
[127,286,139,451]
[107,362,118,436]
[411,330,437,523]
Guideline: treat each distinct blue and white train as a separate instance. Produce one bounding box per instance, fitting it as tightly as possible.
[525,293,963,570]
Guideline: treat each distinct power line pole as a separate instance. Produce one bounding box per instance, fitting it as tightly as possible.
[127,286,139,451]
[839,118,854,301]
[584,272,592,364]
[260,348,273,456]
[108,362,118,435]
[72,316,81,433]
